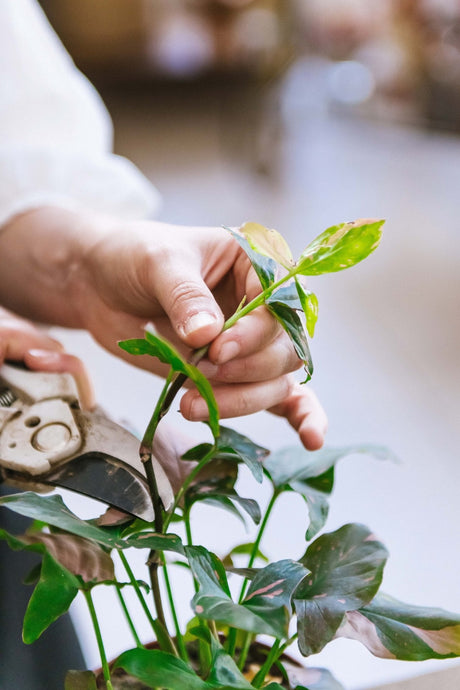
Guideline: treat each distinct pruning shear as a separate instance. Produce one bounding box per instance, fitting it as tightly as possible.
[0,363,174,522]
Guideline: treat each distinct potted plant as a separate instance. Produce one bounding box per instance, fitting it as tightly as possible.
[1,220,460,690]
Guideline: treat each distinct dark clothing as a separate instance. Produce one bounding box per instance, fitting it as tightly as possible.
[0,485,85,690]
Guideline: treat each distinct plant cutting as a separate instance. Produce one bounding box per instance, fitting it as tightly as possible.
[1,219,460,690]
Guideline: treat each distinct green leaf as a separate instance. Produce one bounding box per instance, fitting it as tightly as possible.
[266,301,313,381]
[222,542,269,568]
[294,523,388,656]
[125,531,185,555]
[338,593,460,661]
[192,491,261,526]
[115,648,212,689]
[298,219,384,276]
[65,670,98,690]
[265,444,396,540]
[267,283,303,311]
[0,528,80,643]
[295,278,319,338]
[217,426,269,483]
[187,546,307,639]
[237,222,295,269]
[0,492,184,555]
[283,661,345,689]
[226,227,276,290]
[204,631,254,689]
[119,331,219,439]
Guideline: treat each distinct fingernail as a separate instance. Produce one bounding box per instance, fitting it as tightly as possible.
[197,360,218,378]
[215,340,240,364]
[188,396,208,420]
[27,349,61,363]
[181,312,218,337]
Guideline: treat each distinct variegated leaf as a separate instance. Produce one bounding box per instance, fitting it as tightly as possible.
[298,219,384,275]
[294,524,388,656]
[225,227,276,290]
[238,221,295,269]
[337,593,460,661]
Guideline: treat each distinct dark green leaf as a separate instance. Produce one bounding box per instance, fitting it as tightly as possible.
[0,528,80,642]
[338,593,460,661]
[226,227,277,290]
[186,476,261,525]
[125,531,185,555]
[188,547,307,639]
[267,301,313,381]
[206,632,254,689]
[295,278,319,338]
[294,523,388,656]
[217,426,269,483]
[298,219,384,276]
[65,670,98,690]
[0,493,123,547]
[182,443,214,461]
[267,283,303,311]
[119,331,219,439]
[116,648,211,689]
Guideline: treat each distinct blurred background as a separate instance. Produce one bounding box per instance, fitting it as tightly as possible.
[37,2,460,689]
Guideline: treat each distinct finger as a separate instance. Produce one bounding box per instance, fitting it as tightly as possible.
[180,374,295,421]
[25,350,96,411]
[211,333,302,383]
[269,385,328,451]
[207,305,280,365]
[0,329,63,362]
[149,255,224,349]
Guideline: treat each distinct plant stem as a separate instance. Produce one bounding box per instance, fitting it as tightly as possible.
[237,632,253,671]
[83,588,113,690]
[251,639,281,688]
[163,561,189,662]
[118,550,177,656]
[163,448,217,532]
[239,489,279,603]
[278,633,298,657]
[115,585,142,648]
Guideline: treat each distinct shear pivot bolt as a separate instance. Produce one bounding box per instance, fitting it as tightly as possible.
[32,423,72,453]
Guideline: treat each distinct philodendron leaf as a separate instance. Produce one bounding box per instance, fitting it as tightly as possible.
[294,523,388,656]
[115,648,212,690]
[0,493,123,548]
[21,532,114,582]
[237,222,295,269]
[0,491,185,555]
[195,628,254,689]
[182,426,269,484]
[265,444,396,540]
[65,670,98,690]
[295,278,319,338]
[187,486,261,526]
[298,218,385,276]
[283,662,345,690]
[119,331,219,439]
[337,593,460,661]
[226,227,276,290]
[266,301,313,381]
[187,546,307,639]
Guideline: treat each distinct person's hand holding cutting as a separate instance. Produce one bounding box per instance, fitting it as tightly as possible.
[0,207,327,450]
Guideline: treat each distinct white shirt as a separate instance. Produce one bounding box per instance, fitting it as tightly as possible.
[0,0,161,228]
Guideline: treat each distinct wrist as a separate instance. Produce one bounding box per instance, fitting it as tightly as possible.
[0,206,113,326]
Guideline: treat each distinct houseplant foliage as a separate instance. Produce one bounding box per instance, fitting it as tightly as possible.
[1,220,460,690]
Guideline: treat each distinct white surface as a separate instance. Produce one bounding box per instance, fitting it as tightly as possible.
[53,87,460,690]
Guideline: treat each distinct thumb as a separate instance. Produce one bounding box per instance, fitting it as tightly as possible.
[154,263,224,348]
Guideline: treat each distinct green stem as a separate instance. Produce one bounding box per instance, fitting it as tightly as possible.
[141,371,174,451]
[115,585,142,648]
[252,639,281,688]
[118,550,176,656]
[237,632,253,671]
[278,632,298,657]
[163,448,217,532]
[163,561,189,662]
[239,489,279,603]
[83,588,113,690]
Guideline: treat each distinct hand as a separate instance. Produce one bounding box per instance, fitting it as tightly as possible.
[0,307,95,410]
[0,208,327,449]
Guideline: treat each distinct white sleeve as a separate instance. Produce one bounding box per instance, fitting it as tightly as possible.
[0,0,161,227]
